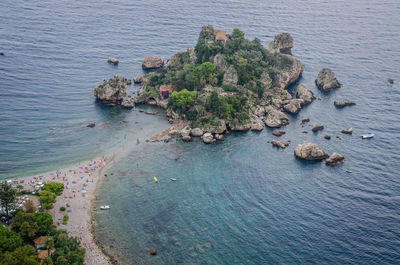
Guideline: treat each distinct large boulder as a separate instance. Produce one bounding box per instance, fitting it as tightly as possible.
[334,101,356,108]
[315,68,341,91]
[326,153,345,165]
[341,128,353,134]
[312,123,324,132]
[202,133,216,144]
[223,65,238,85]
[142,56,164,70]
[276,59,304,89]
[296,83,315,104]
[294,142,329,160]
[283,99,304,114]
[264,108,289,128]
[250,118,264,131]
[228,121,251,131]
[204,119,226,134]
[190,128,204,137]
[213,54,228,71]
[93,75,127,106]
[121,96,134,108]
[269,140,290,149]
[107,57,119,65]
[268,33,294,55]
[180,126,191,137]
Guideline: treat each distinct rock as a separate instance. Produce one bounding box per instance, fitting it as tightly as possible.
[296,83,315,104]
[324,135,331,140]
[202,133,216,144]
[87,123,95,128]
[250,118,264,131]
[268,33,294,55]
[334,101,356,108]
[260,71,272,88]
[312,123,324,132]
[294,142,329,160]
[121,96,134,108]
[204,242,212,249]
[264,108,289,128]
[315,68,341,91]
[301,118,310,123]
[214,134,224,141]
[270,140,290,149]
[253,106,266,117]
[190,128,204,137]
[182,135,192,142]
[126,79,132,85]
[388,78,394,84]
[142,56,164,70]
[180,127,191,137]
[341,128,353,134]
[228,121,251,131]
[283,99,304,114]
[107,57,119,65]
[133,76,143,83]
[272,130,285,137]
[150,248,157,255]
[213,54,228,71]
[302,131,308,134]
[93,75,127,106]
[276,59,304,89]
[187,48,197,63]
[204,119,226,134]
[336,136,342,140]
[326,152,344,165]
[223,65,238,85]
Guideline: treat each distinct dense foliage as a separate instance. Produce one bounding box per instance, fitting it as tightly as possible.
[0,182,17,217]
[42,182,64,196]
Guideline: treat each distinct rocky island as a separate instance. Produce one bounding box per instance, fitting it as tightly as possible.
[130,25,312,143]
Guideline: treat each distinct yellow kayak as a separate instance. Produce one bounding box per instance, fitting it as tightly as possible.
[153,176,158,183]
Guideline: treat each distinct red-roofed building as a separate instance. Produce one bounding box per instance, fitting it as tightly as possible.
[160,86,174,98]
[214,30,227,43]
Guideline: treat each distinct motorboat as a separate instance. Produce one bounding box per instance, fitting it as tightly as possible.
[361,133,374,139]
[170,178,177,181]
[100,205,110,210]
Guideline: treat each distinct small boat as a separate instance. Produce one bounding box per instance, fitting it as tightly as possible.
[170,178,177,181]
[100,205,110,210]
[361,133,374,139]
[345,170,352,173]
[154,176,158,183]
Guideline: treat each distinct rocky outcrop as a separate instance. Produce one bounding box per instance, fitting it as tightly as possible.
[283,99,304,114]
[341,128,353,134]
[269,140,290,149]
[272,130,285,137]
[296,84,315,104]
[294,142,329,160]
[334,101,356,108]
[228,121,251,131]
[142,56,164,70]
[326,153,344,165]
[260,71,272,88]
[93,75,127,106]
[133,76,143,83]
[315,68,341,91]
[223,65,238,85]
[214,134,224,141]
[268,33,294,55]
[202,133,216,144]
[121,96,134,108]
[250,118,264,131]
[107,57,119,65]
[180,126,191,138]
[187,48,197,63]
[190,128,204,137]
[213,54,228,71]
[312,123,324,132]
[264,108,289,128]
[276,59,304,89]
[204,119,226,134]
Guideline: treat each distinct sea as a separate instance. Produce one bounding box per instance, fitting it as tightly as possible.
[1,0,400,264]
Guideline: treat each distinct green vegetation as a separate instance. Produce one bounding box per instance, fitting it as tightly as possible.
[62,215,69,225]
[59,206,66,212]
[42,182,64,196]
[137,26,299,128]
[39,182,64,210]
[0,182,17,217]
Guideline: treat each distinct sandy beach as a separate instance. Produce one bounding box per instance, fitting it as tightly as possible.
[11,156,114,265]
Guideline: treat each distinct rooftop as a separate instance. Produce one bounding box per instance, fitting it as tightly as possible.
[160,85,174,91]
[214,30,227,41]
[34,236,47,245]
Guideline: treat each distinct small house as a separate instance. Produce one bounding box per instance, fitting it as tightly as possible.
[34,236,47,250]
[214,30,227,44]
[160,86,174,99]
[38,249,53,265]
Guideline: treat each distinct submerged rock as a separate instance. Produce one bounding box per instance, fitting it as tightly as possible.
[312,123,324,132]
[341,128,353,134]
[142,56,164,70]
[334,101,356,108]
[326,152,344,165]
[315,68,341,91]
[268,33,294,55]
[294,142,329,160]
[296,83,315,104]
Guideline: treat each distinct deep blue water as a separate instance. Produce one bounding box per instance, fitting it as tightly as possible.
[1,0,400,264]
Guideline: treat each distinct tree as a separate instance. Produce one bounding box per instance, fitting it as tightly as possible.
[42,257,53,265]
[2,245,39,265]
[12,212,38,240]
[0,182,17,217]
[0,226,23,252]
[194,62,217,87]
[45,236,55,256]
[42,182,64,196]
[19,221,38,240]
[39,190,57,210]
[35,212,53,235]
[24,200,36,213]
[168,89,197,113]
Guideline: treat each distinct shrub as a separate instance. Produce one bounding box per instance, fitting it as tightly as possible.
[59,206,66,212]
[62,215,69,225]
[42,182,64,196]
[168,89,197,113]
[221,84,238,92]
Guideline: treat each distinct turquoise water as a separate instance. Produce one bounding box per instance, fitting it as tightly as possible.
[1,0,400,264]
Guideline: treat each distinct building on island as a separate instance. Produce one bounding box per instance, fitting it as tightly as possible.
[33,236,47,250]
[214,30,227,44]
[160,85,174,99]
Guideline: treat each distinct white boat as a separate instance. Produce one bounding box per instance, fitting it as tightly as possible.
[361,133,374,139]
[100,205,110,210]
[170,178,177,181]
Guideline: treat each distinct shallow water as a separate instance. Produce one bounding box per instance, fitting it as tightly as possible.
[1,0,400,264]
